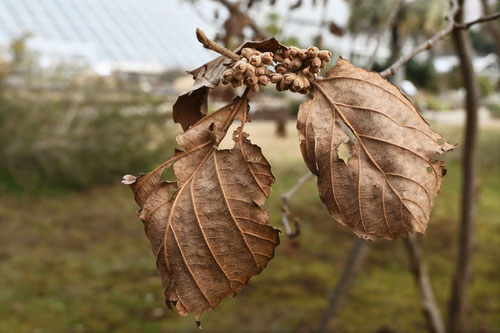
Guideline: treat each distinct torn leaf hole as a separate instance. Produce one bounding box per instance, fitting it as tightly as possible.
[338,141,353,165]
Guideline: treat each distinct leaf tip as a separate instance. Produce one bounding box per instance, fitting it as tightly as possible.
[122,174,137,185]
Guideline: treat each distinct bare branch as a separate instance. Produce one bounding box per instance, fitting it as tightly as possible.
[281,172,313,237]
[404,234,445,333]
[455,11,500,30]
[196,28,241,61]
[318,239,369,333]
[380,0,460,78]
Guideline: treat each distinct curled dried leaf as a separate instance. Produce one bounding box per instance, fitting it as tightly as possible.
[297,58,454,240]
[125,94,279,320]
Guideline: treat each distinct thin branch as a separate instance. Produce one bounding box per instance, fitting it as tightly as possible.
[455,11,500,30]
[381,0,459,78]
[196,28,241,61]
[381,4,500,78]
[281,172,314,237]
[404,234,445,333]
[318,238,369,333]
[366,0,404,70]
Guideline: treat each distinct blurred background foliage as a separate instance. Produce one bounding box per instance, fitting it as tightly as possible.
[0,41,175,193]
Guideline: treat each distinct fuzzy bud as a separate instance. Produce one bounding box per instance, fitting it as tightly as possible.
[279,79,289,91]
[260,52,273,65]
[250,55,262,67]
[307,46,320,58]
[283,73,296,86]
[291,57,302,70]
[244,65,256,76]
[282,57,292,68]
[288,46,300,57]
[246,74,259,86]
[270,73,283,84]
[321,60,327,68]
[298,50,307,60]
[233,70,245,81]
[241,48,253,59]
[311,57,322,68]
[258,75,269,86]
[273,53,283,62]
[292,77,304,91]
[251,84,260,92]
[275,64,288,74]
[223,69,234,82]
[235,60,248,73]
[256,66,266,76]
[318,50,332,62]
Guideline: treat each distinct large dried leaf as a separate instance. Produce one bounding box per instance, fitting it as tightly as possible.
[125,95,279,320]
[173,37,287,131]
[298,57,454,240]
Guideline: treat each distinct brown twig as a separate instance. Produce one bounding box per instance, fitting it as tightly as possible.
[380,2,500,78]
[196,28,241,61]
[447,0,480,330]
[404,234,445,333]
[380,0,460,78]
[281,172,314,237]
[455,11,500,30]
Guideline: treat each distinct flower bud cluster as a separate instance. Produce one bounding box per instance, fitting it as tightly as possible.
[221,48,273,93]
[221,45,332,94]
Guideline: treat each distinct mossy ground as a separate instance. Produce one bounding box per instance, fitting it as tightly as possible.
[1,121,499,332]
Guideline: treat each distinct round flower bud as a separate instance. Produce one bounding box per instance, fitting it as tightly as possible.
[283,73,296,86]
[291,57,302,70]
[298,49,307,60]
[311,57,322,68]
[307,46,320,58]
[256,66,266,76]
[246,74,259,86]
[292,77,304,91]
[270,73,283,84]
[241,48,253,59]
[233,70,245,81]
[273,53,283,63]
[251,84,260,92]
[282,57,292,68]
[258,75,269,86]
[275,64,288,74]
[245,65,256,76]
[250,55,262,67]
[223,69,234,82]
[260,52,273,65]
[318,50,332,62]
[235,60,248,73]
[289,46,300,57]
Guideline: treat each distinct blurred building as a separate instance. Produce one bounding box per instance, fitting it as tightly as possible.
[0,0,215,74]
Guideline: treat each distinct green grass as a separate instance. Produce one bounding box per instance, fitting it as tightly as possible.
[0,122,499,332]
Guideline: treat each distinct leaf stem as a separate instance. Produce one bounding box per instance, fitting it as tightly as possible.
[196,28,241,61]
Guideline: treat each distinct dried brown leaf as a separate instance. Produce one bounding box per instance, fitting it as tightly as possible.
[173,38,287,131]
[125,94,279,319]
[297,57,454,240]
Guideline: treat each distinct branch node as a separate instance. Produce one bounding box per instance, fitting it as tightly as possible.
[195,28,241,62]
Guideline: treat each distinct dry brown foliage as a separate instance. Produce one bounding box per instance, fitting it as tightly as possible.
[124,35,453,322]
